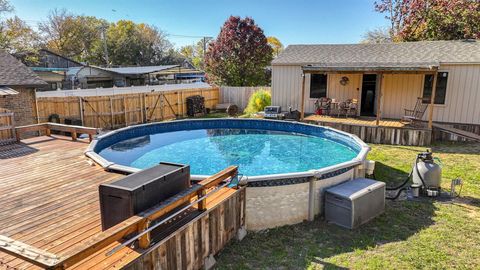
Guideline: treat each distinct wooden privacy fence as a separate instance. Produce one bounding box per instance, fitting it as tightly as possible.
[0,108,15,143]
[35,87,219,129]
[219,86,271,110]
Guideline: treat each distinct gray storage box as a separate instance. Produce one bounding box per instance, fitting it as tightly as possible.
[325,178,385,229]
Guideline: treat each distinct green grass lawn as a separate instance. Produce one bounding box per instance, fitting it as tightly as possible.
[216,142,480,270]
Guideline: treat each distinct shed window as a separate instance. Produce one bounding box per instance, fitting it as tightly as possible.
[422,72,448,104]
[310,74,327,99]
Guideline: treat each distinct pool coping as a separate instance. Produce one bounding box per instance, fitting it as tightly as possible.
[84,118,370,183]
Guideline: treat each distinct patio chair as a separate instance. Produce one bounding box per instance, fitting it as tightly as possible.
[315,97,332,116]
[337,101,349,117]
[337,99,358,118]
[346,99,358,117]
[401,97,430,126]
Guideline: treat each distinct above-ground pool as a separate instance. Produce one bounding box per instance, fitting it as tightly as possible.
[86,119,370,230]
[87,119,369,180]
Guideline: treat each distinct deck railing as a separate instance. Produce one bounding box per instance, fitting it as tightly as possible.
[0,108,15,143]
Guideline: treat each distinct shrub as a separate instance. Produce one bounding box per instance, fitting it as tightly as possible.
[244,89,271,114]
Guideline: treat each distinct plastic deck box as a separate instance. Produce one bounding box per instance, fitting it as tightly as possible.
[99,162,190,230]
[325,178,385,229]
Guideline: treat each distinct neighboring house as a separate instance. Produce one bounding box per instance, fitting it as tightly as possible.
[0,50,47,126]
[271,40,480,128]
[29,49,83,91]
[68,63,205,89]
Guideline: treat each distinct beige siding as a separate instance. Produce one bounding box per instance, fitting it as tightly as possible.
[272,64,480,125]
[381,74,423,119]
[272,66,361,113]
[271,65,303,111]
[431,64,480,124]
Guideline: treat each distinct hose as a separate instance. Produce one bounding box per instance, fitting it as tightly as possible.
[385,157,418,200]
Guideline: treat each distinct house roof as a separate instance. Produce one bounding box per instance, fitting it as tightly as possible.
[39,49,84,66]
[0,50,47,87]
[100,65,180,75]
[272,40,480,70]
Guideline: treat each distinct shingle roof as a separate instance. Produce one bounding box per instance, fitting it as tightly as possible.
[0,50,47,87]
[272,40,480,69]
[101,65,180,75]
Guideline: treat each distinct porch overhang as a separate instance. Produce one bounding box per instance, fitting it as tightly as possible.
[301,62,439,73]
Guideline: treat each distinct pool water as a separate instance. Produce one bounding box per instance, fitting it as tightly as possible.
[98,129,358,176]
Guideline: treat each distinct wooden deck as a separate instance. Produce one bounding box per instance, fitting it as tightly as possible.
[0,135,240,269]
[304,115,407,128]
[304,115,432,146]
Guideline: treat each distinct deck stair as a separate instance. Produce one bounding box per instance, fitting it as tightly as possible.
[432,123,480,142]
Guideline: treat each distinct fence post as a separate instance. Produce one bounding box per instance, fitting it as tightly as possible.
[123,96,128,127]
[109,97,114,129]
[160,94,164,120]
[78,97,84,126]
[139,94,144,123]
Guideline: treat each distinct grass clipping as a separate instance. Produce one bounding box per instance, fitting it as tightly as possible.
[244,89,271,115]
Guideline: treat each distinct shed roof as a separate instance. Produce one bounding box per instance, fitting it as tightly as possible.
[272,40,480,69]
[0,86,19,96]
[0,50,47,87]
[101,65,180,75]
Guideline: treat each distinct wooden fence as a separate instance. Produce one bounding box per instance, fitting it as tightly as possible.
[219,86,270,110]
[0,108,15,143]
[35,87,219,129]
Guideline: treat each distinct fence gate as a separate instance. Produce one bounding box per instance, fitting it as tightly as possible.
[0,108,15,143]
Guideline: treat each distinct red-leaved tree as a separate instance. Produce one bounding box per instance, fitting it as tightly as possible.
[205,16,273,86]
[375,0,480,41]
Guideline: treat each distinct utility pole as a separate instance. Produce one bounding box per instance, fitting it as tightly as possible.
[202,36,212,70]
[101,26,110,67]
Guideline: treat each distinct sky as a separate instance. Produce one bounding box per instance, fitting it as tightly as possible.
[9,0,389,48]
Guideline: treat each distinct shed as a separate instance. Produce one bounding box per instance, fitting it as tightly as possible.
[271,40,480,129]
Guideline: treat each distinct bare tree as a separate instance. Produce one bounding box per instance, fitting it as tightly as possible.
[0,0,13,15]
[361,27,392,44]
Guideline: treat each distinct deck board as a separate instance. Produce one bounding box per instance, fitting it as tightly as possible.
[0,136,122,269]
[304,115,406,128]
[0,135,239,269]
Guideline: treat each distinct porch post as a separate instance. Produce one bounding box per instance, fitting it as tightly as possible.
[375,73,383,126]
[300,72,306,120]
[428,72,438,129]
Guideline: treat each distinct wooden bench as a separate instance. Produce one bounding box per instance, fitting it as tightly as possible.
[15,122,98,142]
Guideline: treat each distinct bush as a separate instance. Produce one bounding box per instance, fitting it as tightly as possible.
[244,89,271,114]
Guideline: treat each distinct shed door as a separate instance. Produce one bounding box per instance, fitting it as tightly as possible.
[360,74,377,116]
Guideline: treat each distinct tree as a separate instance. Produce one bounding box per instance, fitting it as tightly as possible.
[179,40,207,70]
[267,36,284,57]
[100,20,179,66]
[375,0,480,41]
[205,16,272,86]
[361,27,392,43]
[0,1,40,64]
[0,16,41,64]
[39,9,107,63]
[0,0,12,15]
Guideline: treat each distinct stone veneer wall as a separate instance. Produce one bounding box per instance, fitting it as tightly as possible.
[245,169,355,231]
[0,87,36,126]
